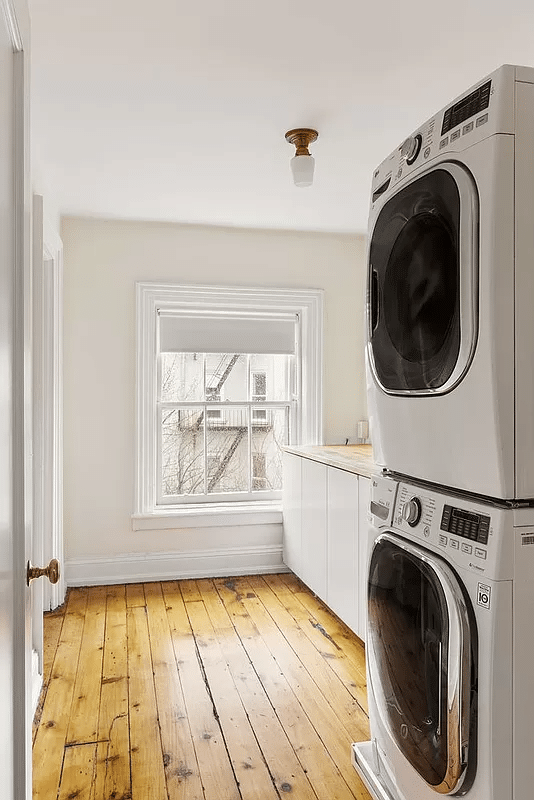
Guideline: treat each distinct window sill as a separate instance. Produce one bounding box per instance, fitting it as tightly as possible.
[131,501,283,530]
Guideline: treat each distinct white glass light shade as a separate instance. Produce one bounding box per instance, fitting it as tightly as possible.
[290,154,315,187]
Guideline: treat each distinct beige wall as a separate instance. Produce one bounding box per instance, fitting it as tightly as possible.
[61,217,367,577]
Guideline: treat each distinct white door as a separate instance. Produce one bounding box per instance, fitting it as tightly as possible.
[1,1,32,798]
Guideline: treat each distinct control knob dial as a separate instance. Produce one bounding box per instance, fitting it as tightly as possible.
[400,134,423,165]
[402,496,422,527]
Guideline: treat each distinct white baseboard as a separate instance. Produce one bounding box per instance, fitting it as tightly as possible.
[31,649,43,716]
[66,543,289,586]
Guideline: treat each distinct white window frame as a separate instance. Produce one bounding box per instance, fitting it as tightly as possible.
[133,282,323,528]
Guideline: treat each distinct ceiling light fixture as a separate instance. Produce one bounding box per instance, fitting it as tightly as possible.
[285,128,318,188]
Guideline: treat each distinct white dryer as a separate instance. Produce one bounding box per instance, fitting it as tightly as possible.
[366,64,534,499]
[352,474,534,800]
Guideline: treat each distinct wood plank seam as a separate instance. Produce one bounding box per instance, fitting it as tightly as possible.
[184,594,282,800]
[261,574,369,717]
[161,580,241,800]
[190,617,246,800]
[253,576,369,720]
[196,578,322,800]
[212,577,362,799]
[219,576,370,796]
[94,584,131,800]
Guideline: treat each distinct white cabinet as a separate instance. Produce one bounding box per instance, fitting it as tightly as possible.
[282,453,302,573]
[357,475,371,640]
[300,459,328,599]
[282,452,372,641]
[327,468,359,633]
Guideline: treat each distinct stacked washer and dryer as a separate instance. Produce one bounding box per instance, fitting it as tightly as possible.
[351,65,534,800]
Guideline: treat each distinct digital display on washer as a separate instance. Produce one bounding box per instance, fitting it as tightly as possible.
[440,505,490,544]
[441,80,491,135]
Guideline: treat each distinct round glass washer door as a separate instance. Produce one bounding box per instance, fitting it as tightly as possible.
[367,533,474,794]
[368,164,478,394]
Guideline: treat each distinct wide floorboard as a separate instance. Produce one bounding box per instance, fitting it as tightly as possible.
[33,573,372,800]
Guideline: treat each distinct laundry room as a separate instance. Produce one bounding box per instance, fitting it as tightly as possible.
[4,2,534,799]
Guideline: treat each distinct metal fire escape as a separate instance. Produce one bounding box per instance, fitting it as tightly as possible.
[207,426,247,492]
[202,355,248,492]
[193,354,241,431]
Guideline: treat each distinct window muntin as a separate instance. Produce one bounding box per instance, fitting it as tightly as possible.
[158,352,291,504]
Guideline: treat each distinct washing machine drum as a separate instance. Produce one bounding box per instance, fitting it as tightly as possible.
[368,166,477,394]
[367,533,475,794]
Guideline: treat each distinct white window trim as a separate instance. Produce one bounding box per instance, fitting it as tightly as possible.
[134,282,323,527]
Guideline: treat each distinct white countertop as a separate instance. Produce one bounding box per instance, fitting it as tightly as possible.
[283,444,377,478]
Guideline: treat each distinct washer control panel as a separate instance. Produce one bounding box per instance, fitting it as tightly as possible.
[401,496,422,527]
[369,475,398,525]
[388,481,512,577]
[440,505,490,545]
[396,484,435,532]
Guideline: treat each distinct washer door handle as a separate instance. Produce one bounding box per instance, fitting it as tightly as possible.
[370,268,379,334]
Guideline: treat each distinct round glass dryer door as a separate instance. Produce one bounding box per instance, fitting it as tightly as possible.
[367,533,475,794]
[368,164,478,394]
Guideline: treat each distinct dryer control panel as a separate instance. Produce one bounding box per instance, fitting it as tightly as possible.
[368,64,519,212]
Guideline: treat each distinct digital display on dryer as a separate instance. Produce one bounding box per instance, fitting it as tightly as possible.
[440,504,490,544]
[441,80,491,135]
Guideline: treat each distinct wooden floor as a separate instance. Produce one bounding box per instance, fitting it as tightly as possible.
[33,573,372,800]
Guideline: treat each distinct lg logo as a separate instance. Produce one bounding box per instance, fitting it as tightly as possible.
[477,583,491,609]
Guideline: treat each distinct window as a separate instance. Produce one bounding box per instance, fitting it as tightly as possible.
[135,283,323,522]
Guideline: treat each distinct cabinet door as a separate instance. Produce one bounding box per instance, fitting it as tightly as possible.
[282,453,302,574]
[327,468,359,632]
[300,459,328,597]
[357,476,371,640]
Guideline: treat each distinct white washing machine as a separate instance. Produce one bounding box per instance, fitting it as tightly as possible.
[352,474,534,800]
[366,64,534,500]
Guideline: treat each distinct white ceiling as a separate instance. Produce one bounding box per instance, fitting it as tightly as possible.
[29,0,534,233]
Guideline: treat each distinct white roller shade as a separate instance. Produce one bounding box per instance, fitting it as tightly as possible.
[159,312,296,355]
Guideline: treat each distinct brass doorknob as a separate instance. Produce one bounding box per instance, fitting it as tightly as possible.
[26,558,60,586]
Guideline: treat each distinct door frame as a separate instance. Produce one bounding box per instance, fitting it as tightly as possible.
[31,195,65,708]
[32,195,65,615]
